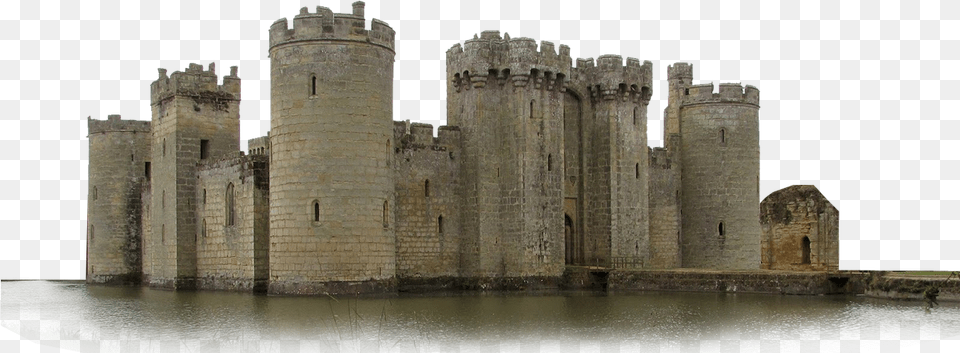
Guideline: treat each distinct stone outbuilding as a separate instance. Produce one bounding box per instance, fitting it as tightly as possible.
[760,185,839,271]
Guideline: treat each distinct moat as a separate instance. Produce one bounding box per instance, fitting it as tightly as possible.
[3,281,959,353]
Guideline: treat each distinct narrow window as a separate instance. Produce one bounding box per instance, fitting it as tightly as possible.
[200,139,209,159]
[382,200,389,228]
[145,162,151,180]
[311,75,317,96]
[530,100,535,119]
[424,179,430,197]
[161,224,165,244]
[202,219,207,238]
[801,236,811,264]
[547,154,552,171]
[203,189,206,204]
[92,186,97,201]
[162,138,166,156]
[684,88,689,95]
[226,183,235,226]
[313,200,320,222]
[720,128,725,144]
[438,215,444,234]
[635,163,639,179]
[718,222,725,237]
[161,190,165,209]
[89,224,94,242]
[633,107,638,126]
[385,140,390,167]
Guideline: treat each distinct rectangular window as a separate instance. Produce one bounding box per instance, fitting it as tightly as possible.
[200,140,210,160]
[145,162,151,180]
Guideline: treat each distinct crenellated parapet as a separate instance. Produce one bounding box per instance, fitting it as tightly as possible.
[446,30,573,92]
[268,1,395,53]
[667,62,693,81]
[150,63,240,107]
[247,134,270,156]
[574,55,653,103]
[393,121,461,151]
[88,114,150,135]
[680,83,760,106]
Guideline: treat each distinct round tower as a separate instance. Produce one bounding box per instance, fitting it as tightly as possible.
[86,114,151,284]
[678,82,761,269]
[267,2,397,295]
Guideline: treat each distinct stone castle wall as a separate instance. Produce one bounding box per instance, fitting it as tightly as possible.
[647,135,682,268]
[196,155,270,291]
[393,122,462,280]
[86,115,151,284]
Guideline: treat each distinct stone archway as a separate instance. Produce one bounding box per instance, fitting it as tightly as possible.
[565,214,576,265]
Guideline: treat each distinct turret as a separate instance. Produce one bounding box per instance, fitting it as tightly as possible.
[676,76,761,270]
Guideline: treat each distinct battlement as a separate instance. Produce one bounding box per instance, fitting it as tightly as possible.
[393,121,461,151]
[87,114,151,135]
[446,31,572,91]
[680,82,760,106]
[247,134,270,156]
[575,55,653,102]
[668,62,693,80]
[150,63,240,105]
[268,2,395,53]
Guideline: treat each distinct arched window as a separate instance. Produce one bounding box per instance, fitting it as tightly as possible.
[718,222,725,237]
[438,215,444,234]
[311,74,317,96]
[226,183,235,226]
[801,236,811,264]
[313,200,320,222]
[425,179,430,197]
[382,200,389,228]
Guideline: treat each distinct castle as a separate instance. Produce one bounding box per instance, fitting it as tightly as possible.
[85,2,838,295]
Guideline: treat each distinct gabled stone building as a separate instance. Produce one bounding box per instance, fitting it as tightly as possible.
[85,2,834,295]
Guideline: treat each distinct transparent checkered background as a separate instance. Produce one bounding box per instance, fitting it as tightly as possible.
[2,0,960,351]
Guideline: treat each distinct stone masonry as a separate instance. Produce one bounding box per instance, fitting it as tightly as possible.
[85,2,838,295]
[761,185,839,271]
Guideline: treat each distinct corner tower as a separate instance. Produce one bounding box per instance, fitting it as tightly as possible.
[673,64,761,269]
[86,114,151,284]
[268,2,397,294]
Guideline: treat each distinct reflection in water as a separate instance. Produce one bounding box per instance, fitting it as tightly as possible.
[3,281,960,352]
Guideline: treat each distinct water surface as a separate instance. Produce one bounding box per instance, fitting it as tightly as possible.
[3,281,959,352]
